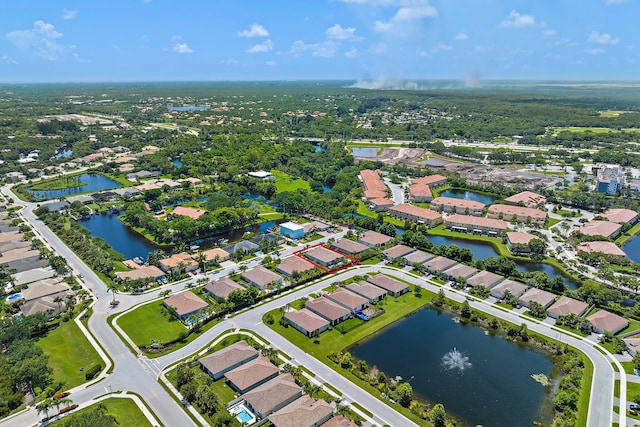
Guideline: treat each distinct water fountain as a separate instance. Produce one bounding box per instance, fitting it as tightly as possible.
[441,348,472,372]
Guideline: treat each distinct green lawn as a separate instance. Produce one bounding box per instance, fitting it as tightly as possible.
[271,170,311,193]
[546,217,561,229]
[616,222,640,245]
[356,201,404,228]
[29,175,86,191]
[628,380,640,402]
[50,397,153,427]
[36,320,103,389]
[117,301,187,347]
[620,362,637,375]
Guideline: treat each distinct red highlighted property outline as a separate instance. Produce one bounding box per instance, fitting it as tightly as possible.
[292,243,360,274]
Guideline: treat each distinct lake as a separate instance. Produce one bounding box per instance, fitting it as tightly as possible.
[623,234,640,263]
[78,213,160,261]
[351,308,555,427]
[426,234,579,289]
[439,189,497,205]
[27,174,122,200]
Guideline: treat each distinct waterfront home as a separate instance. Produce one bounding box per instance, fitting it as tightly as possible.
[409,184,432,203]
[242,373,303,419]
[345,281,387,303]
[466,270,503,289]
[224,240,259,255]
[587,310,629,334]
[305,297,351,325]
[241,266,283,290]
[199,340,259,379]
[284,308,330,337]
[487,204,547,225]
[443,263,479,282]
[116,265,166,282]
[369,198,395,212]
[577,220,622,239]
[360,169,388,200]
[41,200,70,213]
[403,250,434,266]
[490,279,527,299]
[203,277,244,300]
[224,356,279,393]
[576,241,627,257]
[358,230,393,248]
[280,222,305,239]
[202,247,230,263]
[547,296,589,319]
[444,214,509,236]
[366,274,409,297]
[331,238,369,255]
[412,174,447,188]
[519,288,557,309]
[430,197,485,216]
[268,396,334,427]
[506,231,538,252]
[601,208,638,225]
[163,290,208,321]
[327,288,368,312]
[171,206,206,220]
[387,204,443,226]
[276,256,317,277]
[158,253,198,273]
[382,244,414,261]
[423,256,457,275]
[504,191,547,208]
[303,220,331,234]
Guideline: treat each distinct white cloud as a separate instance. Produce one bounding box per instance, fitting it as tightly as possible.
[326,24,360,41]
[1,55,17,64]
[542,29,557,37]
[585,48,605,55]
[289,40,337,57]
[62,9,77,20]
[345,47,358,58]
[499,10,540,29]
[372,1,437,32]
[416,49,429,57]
[606,0,630,4]
[238,24,269,38]
[454,32,468,41]
[432,42,452,52]
[223,57,238,65]
[6,20,66,60]
[266,60,276,66]
[588,31,619,45]
[247,39,273,53]
[170,35,193,54]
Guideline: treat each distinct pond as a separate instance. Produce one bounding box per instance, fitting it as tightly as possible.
[314,144,325,152]
[351,147,378,158]
[623,234,640,263]
[78,213,161,261]
[426,234,579,289]
[167,106,210,111]
[438,189,497,206]
[351,308,555,427]
[172,159,183,167]
[27,174,122,200]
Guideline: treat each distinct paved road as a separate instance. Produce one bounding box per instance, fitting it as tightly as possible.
[383,177,405,205]
[0,185,618,427]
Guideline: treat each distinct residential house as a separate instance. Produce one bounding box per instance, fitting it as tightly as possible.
[423,256,457,275]
[331,238,369,255]
[403,250,434,266]
[408,184,432,203]
[241,266,283,290]
[412,174,447,188]
[321,415,359,427]
[304,246,345,268]
[276,256,317,277]
[382,244,414,261]
[284,308,330,337]
[504,191,547,208]
[547,296,589,319]
[199,340,259,379]
[506,232,538,252]
[242,373,303,419]
[202,247,230,264]
[327,288,368,313]
[203,277,244,300]
[224,356,280,394]
[366,274,409,297]
[466,270,503,289]
[280,222,306,239]
[444,214,509,236]
[369,198,395,212]
[345,282,387,303]
[268,396,334,427]
[158,253,198,273]
[577,220,622,239]
[601,208,638,225]
[163,291,208,321]
[430,197,485,216]
[360,170,388,200]
[587,310,629,334]
[116,265,166,282]
[305,297,351,325]
[576,241,627,257]
[442,263,479,282]
[223,240,259,255]
[358,230,393,248]
[172,206,207,220]
[490,280,527,300]
[387,204,443,226]
[519,288,557,309]
[487,204,547,225]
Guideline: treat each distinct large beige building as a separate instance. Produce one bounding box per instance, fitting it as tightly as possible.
[487,204,547,225]
[387,204,443,226]
[430,197,485,216]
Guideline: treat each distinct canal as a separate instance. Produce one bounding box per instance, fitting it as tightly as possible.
[351,308,555,427]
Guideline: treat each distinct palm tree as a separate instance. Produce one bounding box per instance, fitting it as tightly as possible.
[36,400,53,420]
[107,282,119,305]
[194,251,207,273]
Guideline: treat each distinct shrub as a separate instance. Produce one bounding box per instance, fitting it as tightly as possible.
[84,364,102,380]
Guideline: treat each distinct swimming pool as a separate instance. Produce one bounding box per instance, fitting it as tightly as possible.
[6,293,24,303]
[229,402,256,425]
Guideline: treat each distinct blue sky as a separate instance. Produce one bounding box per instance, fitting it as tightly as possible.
[0,0,637,82]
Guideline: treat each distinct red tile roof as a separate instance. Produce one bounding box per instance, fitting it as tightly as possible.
[602,208,638,224]
[577,241,627,257]
[172,206,206,219]
[577,220,622,238]
[388,204,442,220]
